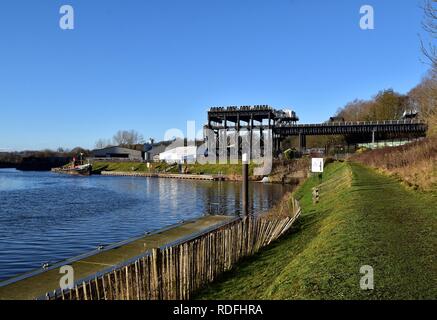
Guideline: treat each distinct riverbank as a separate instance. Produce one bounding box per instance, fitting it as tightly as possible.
[91,161,256,178]
[100,171,226,181]
[195,161,437,299]
[0,215,234,300]
[91,160,309,184]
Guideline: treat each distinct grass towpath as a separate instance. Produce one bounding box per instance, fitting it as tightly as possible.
[196,162,437,299]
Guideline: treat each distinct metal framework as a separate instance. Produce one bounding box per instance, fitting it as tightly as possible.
[205,106,428,154]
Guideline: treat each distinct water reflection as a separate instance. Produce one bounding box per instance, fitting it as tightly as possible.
[201,180,290,216]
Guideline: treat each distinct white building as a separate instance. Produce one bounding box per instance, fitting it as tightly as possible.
[159,146,197,163]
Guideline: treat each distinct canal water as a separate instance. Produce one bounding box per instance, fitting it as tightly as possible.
[0,168,291,281]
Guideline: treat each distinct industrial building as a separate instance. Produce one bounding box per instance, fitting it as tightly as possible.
[91,146,143,161]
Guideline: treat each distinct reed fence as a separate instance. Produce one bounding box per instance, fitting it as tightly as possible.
[47,199,301,300]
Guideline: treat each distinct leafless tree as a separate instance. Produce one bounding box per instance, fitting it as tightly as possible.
[421,0,437,74]
[112,130,145,146]
[409,70,437,136]
[94,138,112,149]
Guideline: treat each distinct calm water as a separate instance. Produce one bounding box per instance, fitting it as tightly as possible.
[0,169,290,281]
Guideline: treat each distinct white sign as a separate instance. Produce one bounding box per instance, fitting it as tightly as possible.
[242,153,248,164]
[311,158,324,173]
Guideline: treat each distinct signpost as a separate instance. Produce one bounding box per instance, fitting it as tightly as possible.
[311,158,324,173]
[242,153,249,216]
[311,158,324,184]
[311,158,324,203]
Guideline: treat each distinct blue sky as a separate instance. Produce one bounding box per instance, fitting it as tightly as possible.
[0,0,431,151]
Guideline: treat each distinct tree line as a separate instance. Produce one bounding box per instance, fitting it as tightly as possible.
[95,130,145,149]
[335,71,436,124]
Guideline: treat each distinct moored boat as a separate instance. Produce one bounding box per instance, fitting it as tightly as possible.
[52,163,92,176]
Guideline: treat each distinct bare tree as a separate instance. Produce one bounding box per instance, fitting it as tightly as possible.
[409,72,437,114]
[335,90,406,122]
[112,130,145,147]
[95,138,112,149]
[421,0,437,74]
[409,70,437,136]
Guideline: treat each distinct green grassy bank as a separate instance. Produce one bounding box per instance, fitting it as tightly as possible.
[91,161,256,176]
[195,162,437,300]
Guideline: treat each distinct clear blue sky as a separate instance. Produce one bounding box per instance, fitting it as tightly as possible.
[0,0,430,151]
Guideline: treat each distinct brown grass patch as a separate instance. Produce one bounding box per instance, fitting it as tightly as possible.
[351,137,437,191]
[263,192,300,219]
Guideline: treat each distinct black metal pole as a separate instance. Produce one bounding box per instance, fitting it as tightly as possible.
[242,153,249,216]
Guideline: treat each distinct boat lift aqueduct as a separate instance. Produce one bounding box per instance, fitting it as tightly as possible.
[205,105,428,157]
